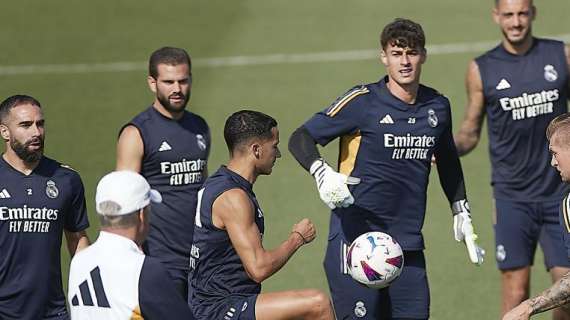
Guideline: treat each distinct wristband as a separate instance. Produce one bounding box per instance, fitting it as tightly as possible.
[292,231,308,244]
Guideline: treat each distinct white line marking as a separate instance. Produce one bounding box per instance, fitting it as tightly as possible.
[1,34,568,76]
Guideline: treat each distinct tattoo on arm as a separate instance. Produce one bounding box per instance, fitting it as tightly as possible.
[528,272,570,315]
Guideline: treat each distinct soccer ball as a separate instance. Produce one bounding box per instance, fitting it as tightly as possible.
[347,231,404,289]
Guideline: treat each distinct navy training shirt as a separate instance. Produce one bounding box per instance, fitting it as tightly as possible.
[304,77,458,250]
[476,38,568,201]
[0,156,89,319]
[124,106,210,271]
[190,166,264,318]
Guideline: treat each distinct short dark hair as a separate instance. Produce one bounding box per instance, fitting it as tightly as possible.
[148,47,191,78]
[380,18,426,51]
[224,110,278,154]
[0,94,41,124]
[547,113,570,145]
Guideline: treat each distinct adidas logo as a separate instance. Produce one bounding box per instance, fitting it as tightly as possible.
[71,267,110,308]
[158,141,172,152]
[379,114,394,124]
[496,78,511,90]
[0,189,11,199]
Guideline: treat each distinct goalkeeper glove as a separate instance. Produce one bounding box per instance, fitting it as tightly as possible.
[310,158,360,209]
[452,199,485,265]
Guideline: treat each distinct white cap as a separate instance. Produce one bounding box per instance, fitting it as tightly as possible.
[95,171,162,216]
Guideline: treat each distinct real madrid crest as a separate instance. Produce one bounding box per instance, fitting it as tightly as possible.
[196,134,207,151]
[496,244,507,262]
[46,180,59,199]
[544,64,558,82]
[427,109,438,128]
[354,301,367,318]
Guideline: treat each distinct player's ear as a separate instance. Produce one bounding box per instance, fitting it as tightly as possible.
[252,143,261,159]
[420,48,427,64]
[380,49,388,66]
[139,207,150,229]
[0,124,9,141]
[530,5,537,20]
[492,6,500,24]
[147,75,157,94]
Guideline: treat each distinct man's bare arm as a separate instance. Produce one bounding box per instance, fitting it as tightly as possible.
[213,189,315,283]
[64,230,90,257]
[527,272,570,315]
[116,125,144,172]
[503,272,570,320]
[455,60,486,156]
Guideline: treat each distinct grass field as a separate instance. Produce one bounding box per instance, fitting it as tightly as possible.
[1,1,569,318]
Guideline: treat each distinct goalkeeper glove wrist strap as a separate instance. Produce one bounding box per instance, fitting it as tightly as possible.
[309,158,325,175]
[451,199,470,216]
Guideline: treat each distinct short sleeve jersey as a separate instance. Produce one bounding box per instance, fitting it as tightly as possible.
[0,156,89,320]
[68,232,194,319]
[475,38,568,201]
[124,106,210,270]
[190,166,264,318]
[304,77,455,250]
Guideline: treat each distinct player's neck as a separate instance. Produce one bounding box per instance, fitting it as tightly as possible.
[386,79,419,104]
[227,159,258,184]
[2,151,40,175]
[502,36,534,56]
[152,101,185,121]
[100,228,140,246]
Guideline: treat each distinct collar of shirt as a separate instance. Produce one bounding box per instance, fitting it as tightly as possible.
[219,165,254,194]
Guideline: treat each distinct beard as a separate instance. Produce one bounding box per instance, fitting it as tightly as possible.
[503,26,532,46]
[11,137,44,164]
[157,91,190,114]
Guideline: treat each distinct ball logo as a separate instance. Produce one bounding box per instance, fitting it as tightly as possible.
[427,109,438,128]
[354,301,367,318]
[196,134,207,151]
[46,180,59,199]
[544,65,558,82]
[496,244,507,262]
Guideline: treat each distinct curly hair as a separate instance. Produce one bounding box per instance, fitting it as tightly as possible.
[380,18,426,51]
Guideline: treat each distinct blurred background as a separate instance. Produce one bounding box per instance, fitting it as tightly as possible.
[1,1,569,318]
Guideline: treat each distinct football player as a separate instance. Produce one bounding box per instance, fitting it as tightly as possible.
[116,47,210,301]
[0,95,90,319]
[455,0,570,317]
[289,18,483,319]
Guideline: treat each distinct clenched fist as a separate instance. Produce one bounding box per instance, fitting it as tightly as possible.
[291,218,316,245]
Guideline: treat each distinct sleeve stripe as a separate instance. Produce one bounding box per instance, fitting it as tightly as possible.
[563,196,570,233]
[326,87,369,117]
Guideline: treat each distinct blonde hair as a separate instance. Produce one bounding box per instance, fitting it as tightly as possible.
[546,113,570,144]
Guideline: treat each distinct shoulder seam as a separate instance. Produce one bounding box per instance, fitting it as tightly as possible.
[326,86,369,117]
[60,163,78,173]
